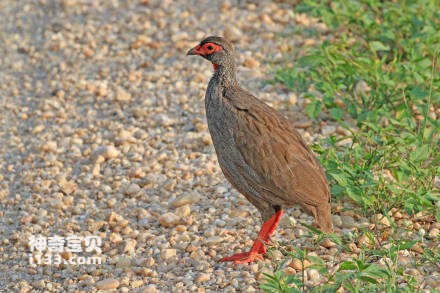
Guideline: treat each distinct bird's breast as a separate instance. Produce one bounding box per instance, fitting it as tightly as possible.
[205,81,234,147]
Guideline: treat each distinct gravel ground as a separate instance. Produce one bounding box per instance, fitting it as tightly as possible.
[0,0,438,292]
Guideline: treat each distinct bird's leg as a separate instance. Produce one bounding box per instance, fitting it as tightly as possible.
[220,210,283,264]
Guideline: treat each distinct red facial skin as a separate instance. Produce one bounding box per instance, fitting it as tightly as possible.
[188,42,222,70]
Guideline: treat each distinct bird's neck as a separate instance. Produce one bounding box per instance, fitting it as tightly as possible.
[212,63,238,87]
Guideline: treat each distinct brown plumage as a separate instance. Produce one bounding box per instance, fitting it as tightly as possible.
[187,36,332,263]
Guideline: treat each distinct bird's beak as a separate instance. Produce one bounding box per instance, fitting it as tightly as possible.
[187,44,203,56]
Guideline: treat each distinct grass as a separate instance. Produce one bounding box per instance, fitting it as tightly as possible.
[261,239,420,292]
[261,0,439,291]
[276,0,440,218]
[260,223,439,292]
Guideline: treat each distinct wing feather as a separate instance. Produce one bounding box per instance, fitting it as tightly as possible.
[224,87,330,206]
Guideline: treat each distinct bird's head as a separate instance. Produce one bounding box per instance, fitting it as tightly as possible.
[187,36,235,70]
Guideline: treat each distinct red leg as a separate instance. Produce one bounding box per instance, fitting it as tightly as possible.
[220,210,283,264]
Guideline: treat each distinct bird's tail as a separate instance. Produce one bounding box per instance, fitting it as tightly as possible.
[316,202,333,233]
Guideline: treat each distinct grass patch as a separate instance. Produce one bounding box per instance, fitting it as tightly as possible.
[260,223,438,292]
[260,240,420,292]
[262,0,440,291]
[275,0,440,218]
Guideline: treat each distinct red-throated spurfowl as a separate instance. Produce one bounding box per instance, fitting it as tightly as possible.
[187,36,333,264]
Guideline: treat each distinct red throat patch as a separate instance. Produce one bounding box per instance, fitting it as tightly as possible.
[212,63,219,71]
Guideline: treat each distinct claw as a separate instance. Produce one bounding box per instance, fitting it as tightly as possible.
[220,252,264,264]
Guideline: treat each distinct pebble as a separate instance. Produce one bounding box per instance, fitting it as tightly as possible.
[95,278,120,290]
[288,93,297,105]
[58,178,77,195]
[171,193,201,207]
[156,114,176,127]
[371,214,391,227]
[284,267,296,275]
[269,250,283,260]
[336,126,350,136]
[41,141,58,153]
[355,80,371,95]
[196,273,211,283]
[91,145,120,160]
[320,238,336,248]
[340,215,356,228]
[332,215,342,227]
[397,255,412,266]
[124,183,141,195]
[289,259,311,270]
[406,268,422,276]
[259,13,274,25]
[425,277,440,289]
[428,228,439,238]
[123,239,137,253]
[205,236,222,245]
[161,249,177,260]
[97,83,108,97]
[158,213,180,227]
[32,124,45,134]
[243,57,260,68]
[175,205,190,217]
[215,185,228,194]
[306,269,320,282]
[433,176,440,189]
[358,234,375,247]
[224,26,242,42]
[115,87,131,102]
[410,244,424,254]
[321,125,336,136]
[116,256,132,268]
[145,285,158,293]
[116,130,137,146]
[295,120,313,129]
[131,280,144,288]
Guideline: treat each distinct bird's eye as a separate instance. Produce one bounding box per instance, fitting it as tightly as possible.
[207,45,213,50]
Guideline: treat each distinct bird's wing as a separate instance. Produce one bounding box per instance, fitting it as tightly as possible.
[224,87,330,206]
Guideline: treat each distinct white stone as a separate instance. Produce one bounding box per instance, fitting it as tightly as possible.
[171,193,201,207]
[91,145,120,160]
[307,269,320,281]
[95,278,119,290]
[115,87,131,102]
[223,26,242,41]
[124,183,140,195]
[175,205,190,217]
[321,125,336,136]
[41,141,58,153]
[340,215,356,228]
[158,213,180,227]
[161,249,176,260]
[156,114,176,127]
[196,273,211,283]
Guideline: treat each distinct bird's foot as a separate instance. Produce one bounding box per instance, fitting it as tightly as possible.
[220,240,266,264]
[219,251,264,264]
[219,210,283,264]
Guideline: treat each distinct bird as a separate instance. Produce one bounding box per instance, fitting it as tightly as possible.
[187,36,332,264]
